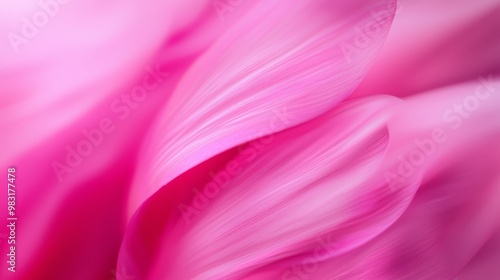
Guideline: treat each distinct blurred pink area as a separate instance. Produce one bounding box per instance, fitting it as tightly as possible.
[0,0,499,279]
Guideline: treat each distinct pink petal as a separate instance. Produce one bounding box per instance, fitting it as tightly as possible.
[352,0,500,97]
[118,96,421,279]
[0,1,255,278]
[128,0,397,217]
[277,77,500,279]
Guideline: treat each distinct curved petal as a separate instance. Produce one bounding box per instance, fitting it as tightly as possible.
[0,0,253,279]
[457,227,500,279]
[278,77,500,279]
[118,96,422,279]
[352,0,500,97]
[0,0,250,165]
[129,0,397,216]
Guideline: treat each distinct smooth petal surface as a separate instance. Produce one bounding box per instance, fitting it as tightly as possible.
[280,77,500,279]
[0,0,257,279]
[2,0,498,279]
[129,0,397,216]
[118,96,423,279]
[352,0,500,97]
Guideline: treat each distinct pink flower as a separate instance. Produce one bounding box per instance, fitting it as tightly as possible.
[0,0,498,279]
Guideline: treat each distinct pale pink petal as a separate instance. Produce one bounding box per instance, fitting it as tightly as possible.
[0,0,254,278]
[277,77,500,279]
[352,0,500,97]
[457,228,500,279]
[0,0,247,164]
